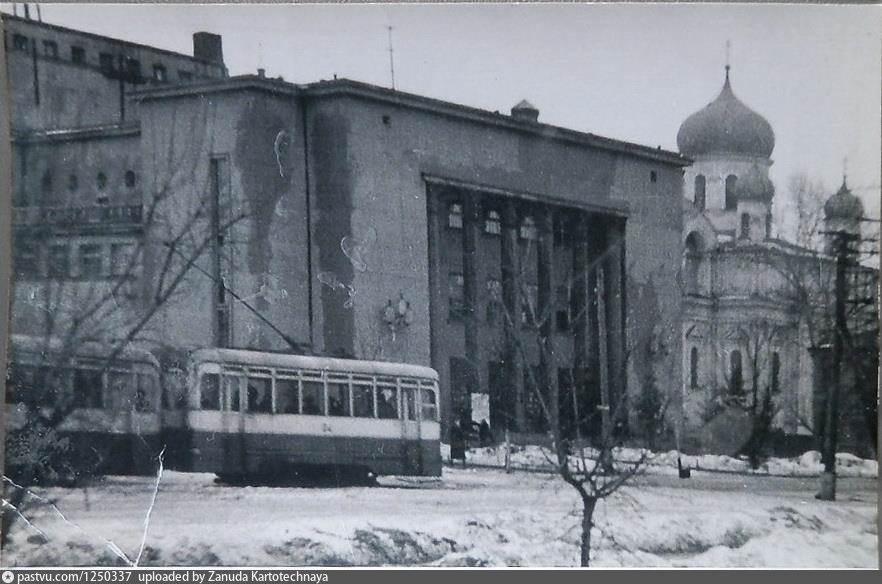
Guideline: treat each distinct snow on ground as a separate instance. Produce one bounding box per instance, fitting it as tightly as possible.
[451,444,878,478]
[1,464,877,568]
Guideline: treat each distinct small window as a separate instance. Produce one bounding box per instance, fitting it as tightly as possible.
[694,175,706,210]
[376,385,398,419]
[246,376,272,413]
[200,373,221,410]
[48,244,70,278]
[15,241,40,279]
[71,46,86,64]
[650,171,658,183]
[96,172,107,191]
[73,368,103,409]
[352,384,375,418]
[327,380,351,417]
[43,40,58,58]
[274,377,299,414]
[123,57,141,79]
[484,209,501,235]
[740,214,751,239]
[13,34,30,52]
[178,70,193,83]
[301,378,324,415]
[78,244,103,278]
[519,215,537,240]
[124,170,137,188]
[68,174,79,192]
[152,64,167,82]
[448,202,463,229]
[725,175,738,210]
[99,53,115,71]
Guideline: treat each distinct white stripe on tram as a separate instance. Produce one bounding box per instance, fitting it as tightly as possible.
[187,411,441,440]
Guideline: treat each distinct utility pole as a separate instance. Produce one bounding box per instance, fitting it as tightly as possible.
[817,229,857,501]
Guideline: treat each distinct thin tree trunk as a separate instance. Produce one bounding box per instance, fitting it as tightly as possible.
[580,495,597,567]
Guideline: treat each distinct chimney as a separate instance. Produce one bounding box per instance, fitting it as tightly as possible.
[511,99,539,123]
[193,32,224,65]
[257,68,266,79]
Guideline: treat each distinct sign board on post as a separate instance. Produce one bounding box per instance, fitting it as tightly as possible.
[471,392,490,424]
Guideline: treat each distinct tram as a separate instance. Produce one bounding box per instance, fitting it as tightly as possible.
[5,335,163,478]
[182,348,442,480]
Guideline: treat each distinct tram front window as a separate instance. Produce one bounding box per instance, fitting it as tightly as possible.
[246,377,271,413]
[422,388,438,421]
[352,384,374,418]
[327,381,351,417]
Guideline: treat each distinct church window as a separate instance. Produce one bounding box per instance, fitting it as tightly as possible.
[740,214,750,239]
[771,352,781,394]
[690,347,699,389]
[125,170,137,188]
[765,213,772,239]
[729,350,743,395]
[725,175,738,210]
[694,175,706,210]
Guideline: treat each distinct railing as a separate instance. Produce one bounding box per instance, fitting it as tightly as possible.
[13,205,144,227]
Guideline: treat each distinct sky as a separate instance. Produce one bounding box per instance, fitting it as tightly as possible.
[7,2,881,225]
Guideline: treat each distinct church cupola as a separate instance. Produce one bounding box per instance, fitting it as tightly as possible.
[823,175,864,253]
[735,163,775,242]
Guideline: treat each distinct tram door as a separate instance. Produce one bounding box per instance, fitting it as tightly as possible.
[400,383,422,475]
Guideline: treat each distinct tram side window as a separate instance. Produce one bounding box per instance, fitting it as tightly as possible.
[352,384,375,418]
[200,373,221,410]
[301,378,324,415]
[108,371,131,410]
[421,387,438,421]
[223,376,241,412]
[6,364,36,404]
[73,368,103,408]
[275,377,299,414]
[327,380,351,417]
[376,385,398,419]
[401,386,418,421]
[246,376,272,413]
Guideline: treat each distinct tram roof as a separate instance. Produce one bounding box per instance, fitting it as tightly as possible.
[10,334,160,367]
[189,348,439,381]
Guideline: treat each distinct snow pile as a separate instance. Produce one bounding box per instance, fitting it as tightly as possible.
[446,443,878,478]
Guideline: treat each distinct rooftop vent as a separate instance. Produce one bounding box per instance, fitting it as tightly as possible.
[511,99,539,123]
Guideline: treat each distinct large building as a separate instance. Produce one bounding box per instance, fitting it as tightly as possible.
[676,67,878,455]
[3,13,689,438]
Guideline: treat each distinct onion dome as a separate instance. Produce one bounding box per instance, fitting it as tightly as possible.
[735,164,774,203]
[824,178,864,220]
[677,69,775,159]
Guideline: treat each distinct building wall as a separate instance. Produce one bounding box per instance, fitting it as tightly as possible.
[3,14,225,132]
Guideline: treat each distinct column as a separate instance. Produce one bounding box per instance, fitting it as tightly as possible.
[501,200,525,432]
[462,191,483,418]
[537,206,558,436]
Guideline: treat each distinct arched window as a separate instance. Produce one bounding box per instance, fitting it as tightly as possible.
[68,174,78,192]
[690,347,699,390]
[725,175,738,210]
[694,175,706,210]
[447,202,463,229]
[684,232,703,293]
[771,352,781,394]
[740,214,751,239]
[96,172,107,191]
[124,170,137,188]
[729,350,743,395]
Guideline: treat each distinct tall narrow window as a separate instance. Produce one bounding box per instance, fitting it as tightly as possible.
[484,208,501,235]
[725,175,738,210]
[771,352,781,394]
[210,157,231,347]
[740,214,751,239]
[690,347,699,389]
[124,170,137,188]
[694,175,706,210]
[729,350,743,395]
[519,215,537,240]
[447,202,463,229]
[765,213,772,239]
[448,272,465,318]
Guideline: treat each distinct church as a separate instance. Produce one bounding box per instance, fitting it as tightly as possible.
[676,66,878,456]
